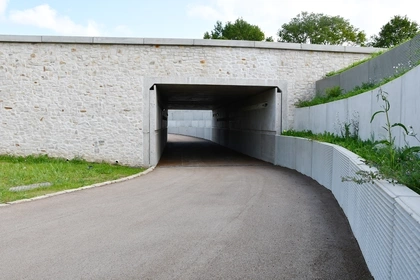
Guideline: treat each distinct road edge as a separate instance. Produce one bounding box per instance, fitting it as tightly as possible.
[0,166,156,207]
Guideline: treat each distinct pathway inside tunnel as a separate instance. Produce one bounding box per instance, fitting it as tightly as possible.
[158,134,271,167]
[0,134,371,279]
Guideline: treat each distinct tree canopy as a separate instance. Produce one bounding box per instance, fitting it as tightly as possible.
[277,12,366,46]
[204,18,266,41]
[370,15,419,48]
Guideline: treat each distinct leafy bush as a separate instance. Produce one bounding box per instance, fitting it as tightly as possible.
[325,86,343,98]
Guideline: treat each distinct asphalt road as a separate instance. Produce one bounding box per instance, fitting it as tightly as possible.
[0,134,372,279]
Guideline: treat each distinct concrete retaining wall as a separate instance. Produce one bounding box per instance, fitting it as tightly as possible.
[276,135,420,280]
[295,65,420,148]
[316,33,420,96]
[212,87,281,163]
[0,35,374,165]
[168,110,212,141]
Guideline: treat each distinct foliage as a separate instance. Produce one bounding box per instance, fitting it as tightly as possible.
[204,18,266,41]
[370,89,420,167]
[265,36,274,42]
[295,82,377,107]
[277,11,366,46]
[325,86,343,98]
[281,130,420,194]
[0,154,143,203]
[370,15,419,48]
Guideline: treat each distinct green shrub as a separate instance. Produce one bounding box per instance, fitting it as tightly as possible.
[325,86,343,98]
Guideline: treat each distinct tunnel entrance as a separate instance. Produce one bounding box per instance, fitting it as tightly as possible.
[158,134,271,167]
[143,79,286,166]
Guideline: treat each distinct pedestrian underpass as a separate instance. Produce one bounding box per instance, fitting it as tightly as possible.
[144,80,284,166]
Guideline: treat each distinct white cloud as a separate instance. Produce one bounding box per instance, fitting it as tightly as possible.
[0,0,8,16]
[9,4,101,36]
[187,0,420,38]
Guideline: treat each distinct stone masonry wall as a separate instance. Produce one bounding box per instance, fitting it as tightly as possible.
[0,37,373,166]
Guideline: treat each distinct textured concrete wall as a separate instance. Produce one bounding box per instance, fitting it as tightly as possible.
[316,33,420,96]
[0,36,374,165]
[294,65,420,148]
[276,136,420,280]
[168,110,212,141]
[212,88,281,163]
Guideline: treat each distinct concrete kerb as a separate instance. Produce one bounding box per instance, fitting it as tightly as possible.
[0,166,156,207]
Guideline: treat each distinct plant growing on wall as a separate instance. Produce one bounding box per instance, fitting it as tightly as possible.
[343,88,420,185]
[325,86,343,98]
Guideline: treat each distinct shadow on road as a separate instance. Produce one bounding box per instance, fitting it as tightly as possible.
[158,134,271,167]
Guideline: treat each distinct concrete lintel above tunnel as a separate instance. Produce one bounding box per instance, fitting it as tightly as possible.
[156,84,281,110]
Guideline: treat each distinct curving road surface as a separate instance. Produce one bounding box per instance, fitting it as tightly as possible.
[0,134,372,279]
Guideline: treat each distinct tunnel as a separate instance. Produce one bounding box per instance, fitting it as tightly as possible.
[143,80,285,166]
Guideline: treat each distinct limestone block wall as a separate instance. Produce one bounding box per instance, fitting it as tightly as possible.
[0,36,375,165]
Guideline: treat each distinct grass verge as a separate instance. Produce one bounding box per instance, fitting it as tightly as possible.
[0,155,144,203]
[282,130,420,194]
[297,60,420,108]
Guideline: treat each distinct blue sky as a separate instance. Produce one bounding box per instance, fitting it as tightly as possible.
[0,0,419,40]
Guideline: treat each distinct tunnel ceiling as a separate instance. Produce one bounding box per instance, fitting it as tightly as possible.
[156,84,276,110]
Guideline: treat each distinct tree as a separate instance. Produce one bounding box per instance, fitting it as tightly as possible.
[370,15,419,48]
[277,12,366,46]
[204,18,266,41]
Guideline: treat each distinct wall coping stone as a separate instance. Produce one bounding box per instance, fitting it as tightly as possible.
[0,34,380,54]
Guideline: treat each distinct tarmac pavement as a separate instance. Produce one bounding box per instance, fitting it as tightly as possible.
[0,134,372,279]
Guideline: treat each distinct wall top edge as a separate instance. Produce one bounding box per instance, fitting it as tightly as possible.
[0,34,380,54]
[277,135,420,217]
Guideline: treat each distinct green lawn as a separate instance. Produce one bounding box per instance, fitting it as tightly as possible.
[0,155,144,203]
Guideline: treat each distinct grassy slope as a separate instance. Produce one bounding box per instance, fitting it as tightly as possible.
[0,155,143,203]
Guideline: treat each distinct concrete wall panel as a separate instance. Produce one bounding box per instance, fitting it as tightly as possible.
[309,104,327,134]
[326,99,348,135]
[261,134,276,163]
[295,65,420,149]
[311,141,333,190]
[347,91,372,140]
[400,66,420,147]
[275,136,296,169]
[316,74,340,96]
[294,107,310,132]
[370,79,402,145]
[316,34,420,95]
[276,136,420,280]
[340,63,369,93]
[168,110,213,141]
[294,138,312,177]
